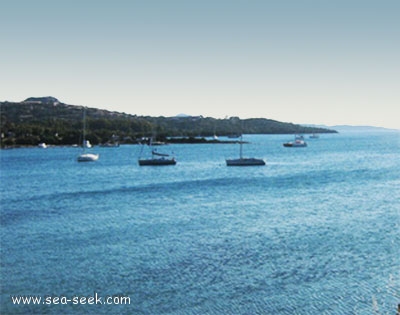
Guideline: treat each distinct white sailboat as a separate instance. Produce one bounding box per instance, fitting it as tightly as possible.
[77,107,99,162]
[226,135,265,166]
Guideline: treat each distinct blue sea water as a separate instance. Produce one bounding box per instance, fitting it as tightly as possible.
[1,131,399,314]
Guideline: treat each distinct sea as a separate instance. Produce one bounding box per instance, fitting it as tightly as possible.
[1,131,399,315]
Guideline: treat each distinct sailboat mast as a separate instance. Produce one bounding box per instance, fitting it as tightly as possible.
[82,107,86,148]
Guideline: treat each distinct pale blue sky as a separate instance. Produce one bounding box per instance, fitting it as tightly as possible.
[1,0,399,129]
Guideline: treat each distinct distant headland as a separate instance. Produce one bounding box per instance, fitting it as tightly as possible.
[0,96,337,148]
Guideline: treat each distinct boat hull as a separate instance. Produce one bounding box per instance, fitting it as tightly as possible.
[283,142,307,147]
[77,153,99,162]
[226,158,265,166]
[138,158,176,166]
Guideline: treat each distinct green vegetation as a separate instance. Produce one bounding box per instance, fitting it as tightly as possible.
[1,97,336,147]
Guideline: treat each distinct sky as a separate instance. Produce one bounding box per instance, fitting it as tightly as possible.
[1,0,399,129]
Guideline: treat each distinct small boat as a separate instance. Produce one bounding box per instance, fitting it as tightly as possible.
[227,134,241,139]
[309,133,319,139]
[77,153,99,162]
[151,141,166,146]
[226,136,265,166]
[138,139,176,166]
[283,135,307,147]
[226,158,266,166]
[139,157,176,166]
[38,142,47,148]
[77,107,99,162]
[83,140,92,148]
[100,142,120,147]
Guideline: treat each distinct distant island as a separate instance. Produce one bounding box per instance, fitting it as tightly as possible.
[0,97,337,148]
[325,125,398,133]
[302,123,399,133]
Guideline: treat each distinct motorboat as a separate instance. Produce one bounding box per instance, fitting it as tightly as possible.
[283,135,307,147]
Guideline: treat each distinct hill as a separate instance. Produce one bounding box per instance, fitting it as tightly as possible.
[0,97,336,147]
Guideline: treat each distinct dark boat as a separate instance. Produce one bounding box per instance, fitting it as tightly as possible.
[138,158,176,166]
[138,141,176,166]
[226,158,265,166]
[226,136,265,166]
[283,135,307,147]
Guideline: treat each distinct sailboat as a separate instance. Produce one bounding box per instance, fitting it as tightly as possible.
[138,138,176,166]
[226,136,265,166]
[77,107,99,162]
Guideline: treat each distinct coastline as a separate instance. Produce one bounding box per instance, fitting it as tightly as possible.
[0,137,245,149]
